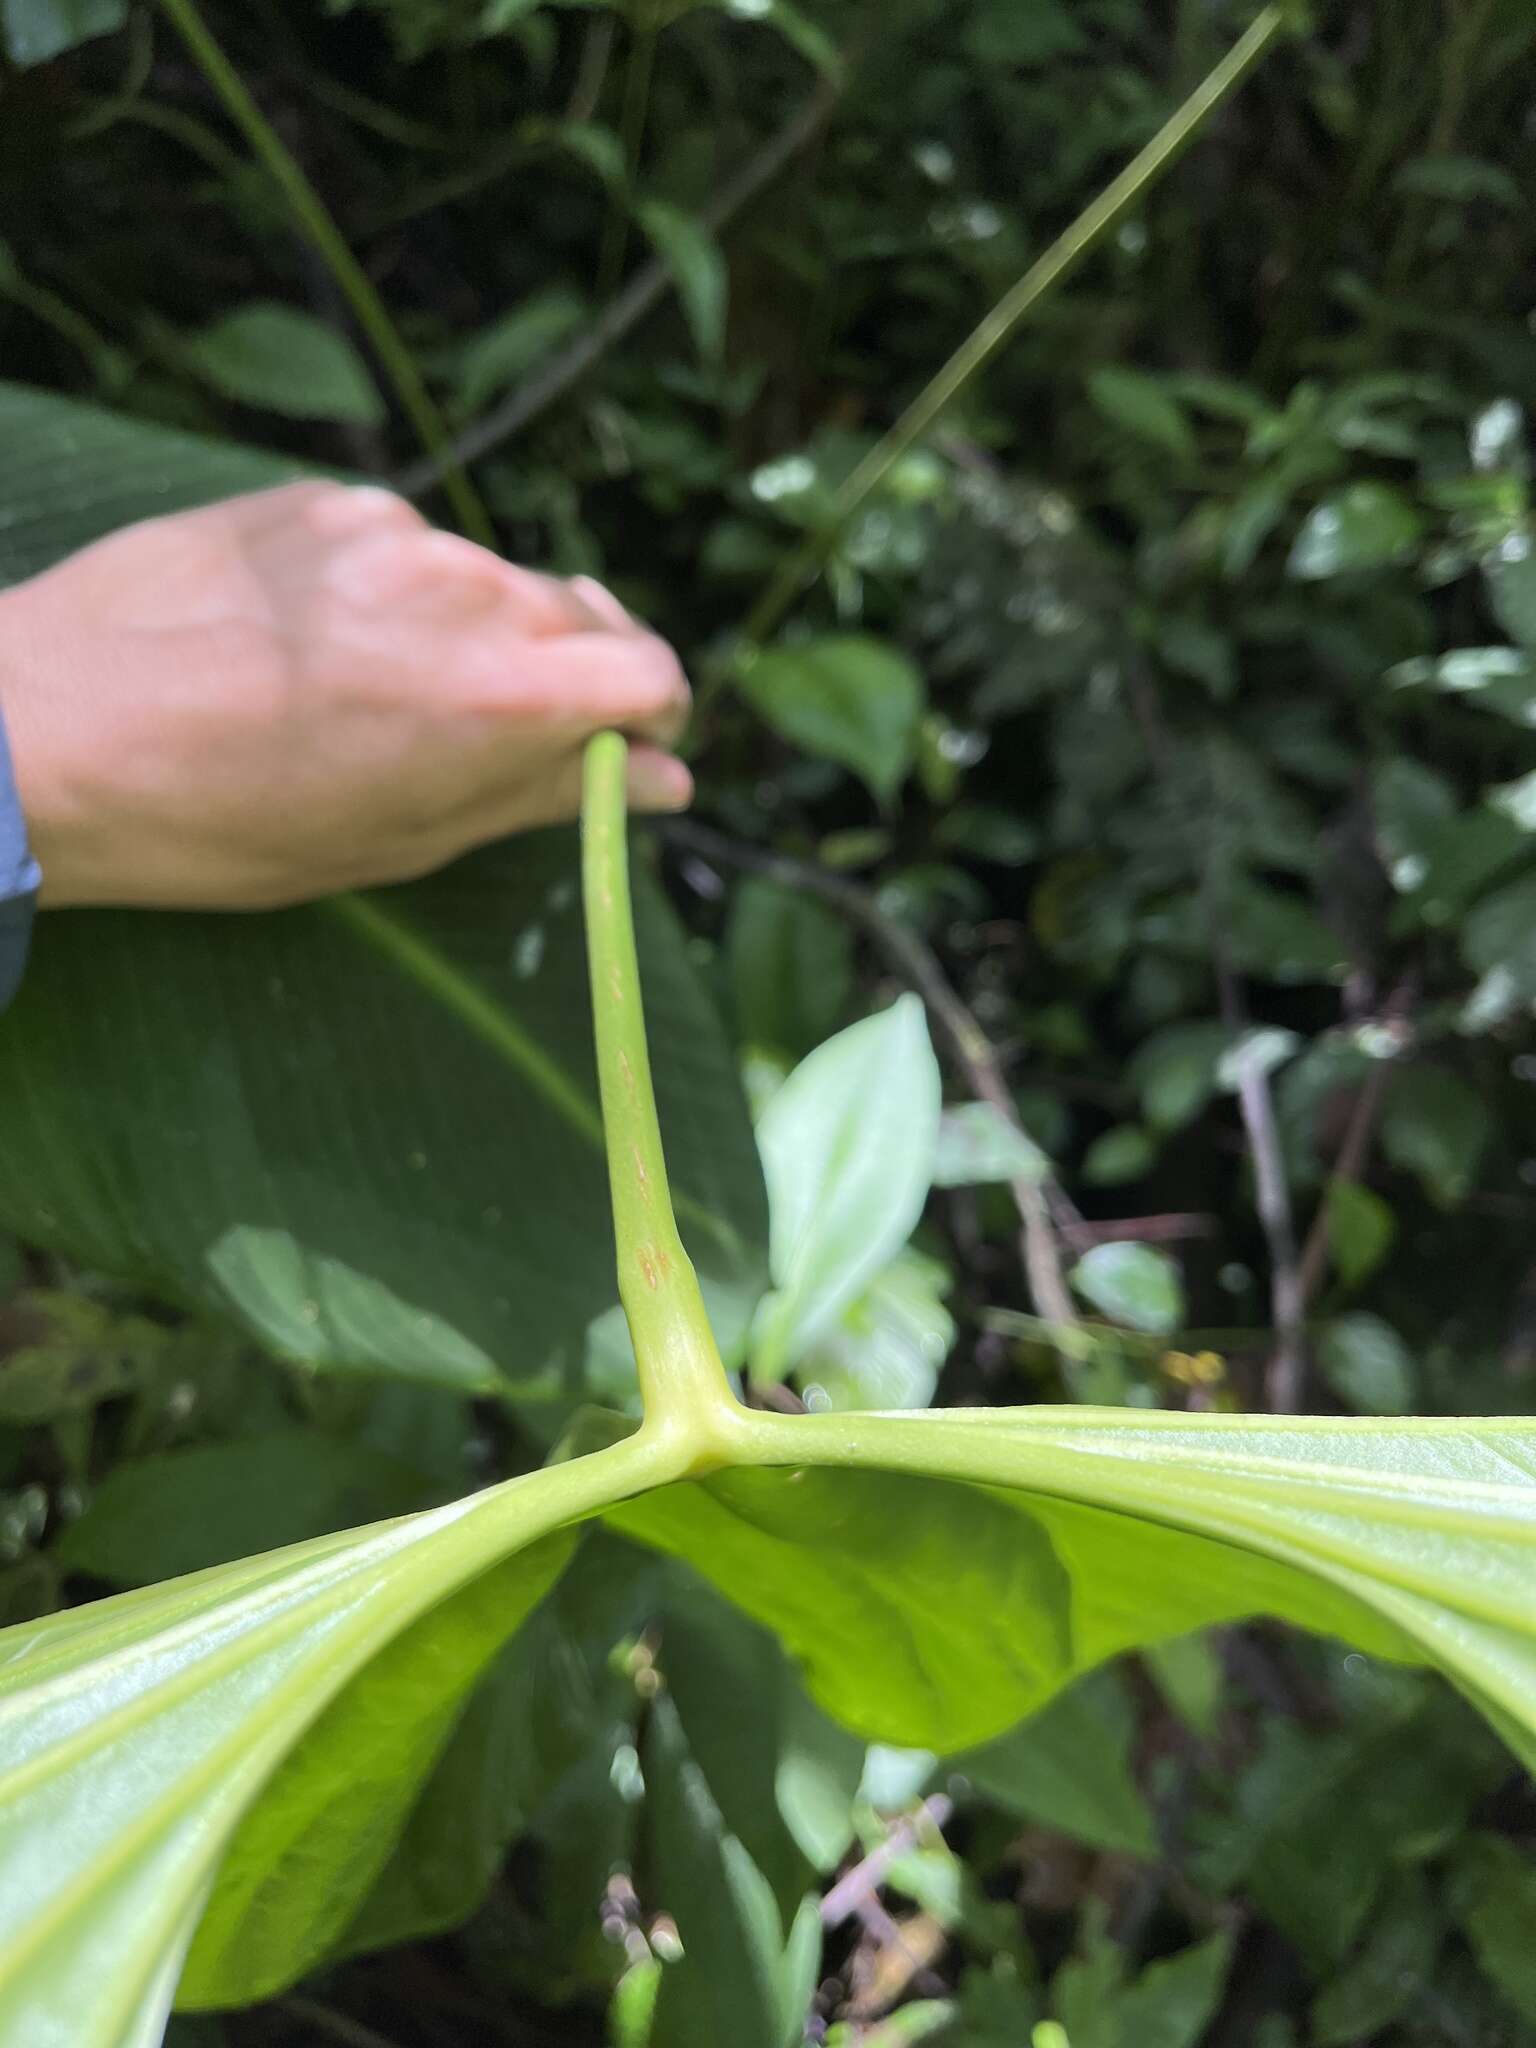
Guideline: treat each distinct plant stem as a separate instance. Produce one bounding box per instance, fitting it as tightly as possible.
[581,735,743,1446]
[278,1996,406,2048]
[596,12,659,301]
[154,0,494,546]
[1216,964,1306,1414]
[721,3,1287,672]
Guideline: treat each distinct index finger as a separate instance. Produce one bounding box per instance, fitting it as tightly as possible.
[510,631,692,750]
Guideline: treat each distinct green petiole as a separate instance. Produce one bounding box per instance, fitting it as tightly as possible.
[580,732,749,1459]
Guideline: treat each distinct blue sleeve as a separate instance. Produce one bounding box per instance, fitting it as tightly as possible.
[0,705,41,1011]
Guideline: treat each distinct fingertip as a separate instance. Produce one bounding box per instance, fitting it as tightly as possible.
[625,748,693,814]
[568,574,639,635]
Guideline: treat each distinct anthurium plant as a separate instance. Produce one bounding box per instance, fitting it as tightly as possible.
[0,727,1532,2045]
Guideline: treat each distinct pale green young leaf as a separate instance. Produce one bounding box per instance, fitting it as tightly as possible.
[931,1102,1049,1187]
[751,997,941,1374]
[795,1247,953,1413]
[1071,1241,1184,1335]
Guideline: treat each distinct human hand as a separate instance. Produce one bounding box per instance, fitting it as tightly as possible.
[0,481,692,910]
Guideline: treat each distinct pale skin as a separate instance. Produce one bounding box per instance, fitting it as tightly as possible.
[0,479,693,910]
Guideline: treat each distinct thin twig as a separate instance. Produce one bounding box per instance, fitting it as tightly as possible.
[1059,1212,1215,1252]
[395,75,843,495]
[821,1795,953,1928]
[1295,1062,1389,1308]
[665,818,1079,1338]
[278,1996,406,2048]
[1217,966,1306,1413]
[718,5,1288,670]
[1295,977,1416,1306]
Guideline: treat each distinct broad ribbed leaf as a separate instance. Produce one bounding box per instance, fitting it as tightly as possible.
[737,1409,1536,1774]
[605,1425,1415,1751]
[0,1433,664,2040]
[2,1411,1535,2039]
[0,385,768,1389]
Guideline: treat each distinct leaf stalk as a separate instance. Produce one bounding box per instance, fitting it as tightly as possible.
[580,733,748,1455]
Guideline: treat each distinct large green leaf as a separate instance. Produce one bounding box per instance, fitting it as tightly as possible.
[0,385,768,1390]
[603,1423,1418,1752]
[0,383,304,584]
[3,1407,1536,2039]
[0,1444,610,2040]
